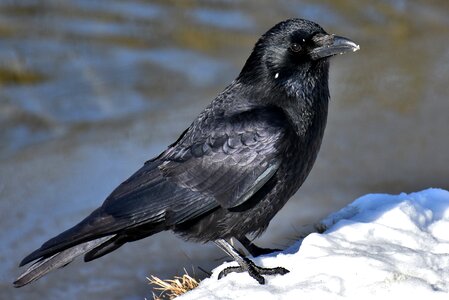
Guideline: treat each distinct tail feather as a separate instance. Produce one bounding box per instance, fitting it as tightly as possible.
[14,236,114,288]
[84,235,125,262]
[19,208,112,267]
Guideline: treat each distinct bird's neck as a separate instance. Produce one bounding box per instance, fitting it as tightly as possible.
[283,90,329,139]
[238,64,330,138]
[281,67,330,138]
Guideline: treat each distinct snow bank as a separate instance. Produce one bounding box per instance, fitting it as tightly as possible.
[179,189,449,299]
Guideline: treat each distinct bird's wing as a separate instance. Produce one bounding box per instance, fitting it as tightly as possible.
[87,104,289,229]
[158,106,289,209]
[19,106,290,266]
[100,160,218,226]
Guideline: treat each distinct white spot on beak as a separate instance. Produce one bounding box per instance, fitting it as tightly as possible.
[302,39,305,42]
[274,73,279,79]
[348,41,360,52]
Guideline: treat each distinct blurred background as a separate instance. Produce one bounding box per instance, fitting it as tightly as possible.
[1,0,448,299]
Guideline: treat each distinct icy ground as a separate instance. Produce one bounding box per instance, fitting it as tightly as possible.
[179,189,449,299]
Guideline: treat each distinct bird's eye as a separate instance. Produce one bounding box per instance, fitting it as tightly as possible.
[290,43,302,52]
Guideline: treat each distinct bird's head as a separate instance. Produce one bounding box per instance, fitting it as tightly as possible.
[238,18,359,96]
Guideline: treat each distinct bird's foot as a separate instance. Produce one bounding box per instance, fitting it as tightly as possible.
[218,258,289,284]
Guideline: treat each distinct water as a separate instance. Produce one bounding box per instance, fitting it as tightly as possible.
[1,0,449,299]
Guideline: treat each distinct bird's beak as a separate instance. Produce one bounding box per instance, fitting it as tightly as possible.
[309,34,360,60]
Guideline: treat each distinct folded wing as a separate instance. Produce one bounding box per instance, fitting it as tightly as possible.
[19,106,291,269]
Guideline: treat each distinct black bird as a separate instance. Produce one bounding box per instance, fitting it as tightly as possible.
[14,18,359,287]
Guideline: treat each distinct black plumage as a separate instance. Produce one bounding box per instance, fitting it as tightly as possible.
[14,18,359,287]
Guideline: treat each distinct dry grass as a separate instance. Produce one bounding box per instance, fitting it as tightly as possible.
[148,269,200,300]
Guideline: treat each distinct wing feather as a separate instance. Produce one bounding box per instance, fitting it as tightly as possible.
[19,106,292,266]
[159,106,289,209]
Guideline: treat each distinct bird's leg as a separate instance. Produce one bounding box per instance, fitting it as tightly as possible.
[238,236,282,257]
[214,239,289,285]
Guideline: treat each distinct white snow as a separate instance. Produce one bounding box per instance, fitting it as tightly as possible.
[179,188,449,299]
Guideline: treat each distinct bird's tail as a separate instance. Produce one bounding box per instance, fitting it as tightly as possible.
[13,235,114,288]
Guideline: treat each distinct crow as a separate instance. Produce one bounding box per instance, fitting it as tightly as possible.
[14,18,359,287]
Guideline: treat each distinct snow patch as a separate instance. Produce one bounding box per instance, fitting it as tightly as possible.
[179,188,449,299]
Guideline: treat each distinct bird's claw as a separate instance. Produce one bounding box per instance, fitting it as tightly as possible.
[218,260,289,284]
